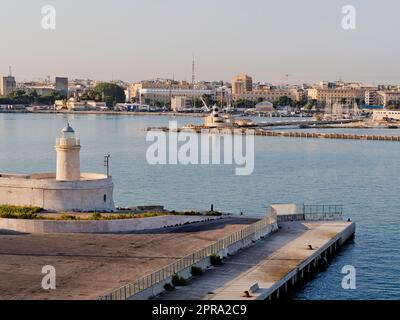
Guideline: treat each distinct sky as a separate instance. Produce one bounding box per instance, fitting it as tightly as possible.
[0,0,399,84]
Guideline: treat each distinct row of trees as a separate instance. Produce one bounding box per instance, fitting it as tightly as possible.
[0,90,66,106]
[0,82,126,108]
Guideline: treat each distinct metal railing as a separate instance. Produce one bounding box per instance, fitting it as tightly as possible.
[302,204,343,215]
[275,204,344,222]
[99,217,272,300]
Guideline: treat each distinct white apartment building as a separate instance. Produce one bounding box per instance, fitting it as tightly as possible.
[233,88,304,103]
[376,91,400,107]
[137,87,213,104]
[307,87,365,103]
[373,109,400,121]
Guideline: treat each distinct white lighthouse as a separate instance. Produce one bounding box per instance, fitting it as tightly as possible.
[0,123,115,212]
[55,122,81,181]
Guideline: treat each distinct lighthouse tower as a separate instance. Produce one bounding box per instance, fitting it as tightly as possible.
[55,122,81,181]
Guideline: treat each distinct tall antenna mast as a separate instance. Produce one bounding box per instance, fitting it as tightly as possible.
[192,55,195,108]
[192,55,195,88]
[9,66,12,77]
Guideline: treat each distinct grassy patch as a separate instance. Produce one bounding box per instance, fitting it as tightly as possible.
[0,205,43,219]
[90,212,102,220]
[60,214,80,220]
[0,206,221,221]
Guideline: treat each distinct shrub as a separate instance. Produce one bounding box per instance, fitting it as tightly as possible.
[18,212,39,219]
[206,211,222,216]
[0,212,17,219]
[171,273,187,286]
[0,205,42,219]
[163,283,174,291]
[191,266,203,276]
[60,214,79,220]
[142,212,160,218]
[210,254,222,266]
[91,212,102,220]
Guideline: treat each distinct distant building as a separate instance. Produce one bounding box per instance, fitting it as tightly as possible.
[232,74,252,95]
[307,87,365,104]
[124,88,131,102]
[0,76,16,96]
[255,101,274,112]
[132,80,213,105]
[114,103,138,112]
[373,109,400,121]
[365,89,378,106]
[376,91,400,107]
[0,104,26,111]
[55,77,68,97]
[233,87,304,103]
[55,98,107,111]
[171,96,192,112]
[25,85,55,96]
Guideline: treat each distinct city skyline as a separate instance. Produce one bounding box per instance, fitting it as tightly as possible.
[1,0,399,84]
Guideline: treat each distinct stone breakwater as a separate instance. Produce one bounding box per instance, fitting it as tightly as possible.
[147,126,400,142]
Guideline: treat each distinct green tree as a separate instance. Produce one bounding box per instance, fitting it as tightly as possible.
[304,99,317,111]
[387,100,400,110]
[236,99,255,108]
[90,83,125,108]
[275,96,292,107]
[201,94,213,107]
[79,92,93,101]
[7,90,32,105]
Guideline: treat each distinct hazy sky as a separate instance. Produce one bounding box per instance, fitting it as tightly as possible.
[0,0,399,84]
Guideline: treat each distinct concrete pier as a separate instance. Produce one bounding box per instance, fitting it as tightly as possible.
[157,220,355,300]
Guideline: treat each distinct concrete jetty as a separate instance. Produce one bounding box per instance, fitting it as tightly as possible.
[157,219,355,300]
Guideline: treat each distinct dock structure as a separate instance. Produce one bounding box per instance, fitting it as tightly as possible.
[158,219,355,300]
[155,204,355,301]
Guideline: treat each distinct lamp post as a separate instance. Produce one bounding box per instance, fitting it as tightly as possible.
[104,154,110,177]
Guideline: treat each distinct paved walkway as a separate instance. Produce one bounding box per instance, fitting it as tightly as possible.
[0,216,258,300]
[157,221,353,300]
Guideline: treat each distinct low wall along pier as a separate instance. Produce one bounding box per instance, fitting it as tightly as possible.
[0,214,223,234]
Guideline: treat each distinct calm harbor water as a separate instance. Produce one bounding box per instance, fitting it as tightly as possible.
[1,113,399,300]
